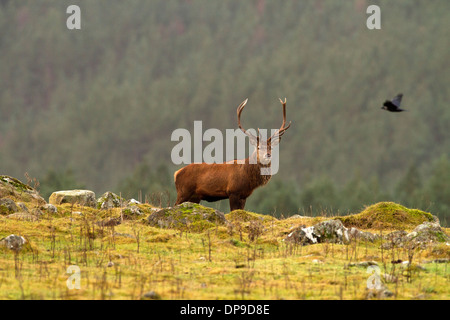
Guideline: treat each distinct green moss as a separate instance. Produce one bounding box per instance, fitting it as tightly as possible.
[226,210,275,223]
[229,238,247,248]
[337,202,435,230]
[190,220,216,233]
[147,202,225,232]
[434,231,449,243]
[0,176,33,192]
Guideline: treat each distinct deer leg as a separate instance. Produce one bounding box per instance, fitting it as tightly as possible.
[229,195,246,211]
[175,194,188,205]
[176,191,195,205]
[188,197,201,204]
[176,189,202,204]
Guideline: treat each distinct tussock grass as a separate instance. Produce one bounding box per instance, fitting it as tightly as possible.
[337,202,436,230]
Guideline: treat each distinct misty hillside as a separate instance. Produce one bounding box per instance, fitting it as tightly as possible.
[0,0,449,221]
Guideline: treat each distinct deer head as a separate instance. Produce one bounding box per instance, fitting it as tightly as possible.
[237,98,291,166]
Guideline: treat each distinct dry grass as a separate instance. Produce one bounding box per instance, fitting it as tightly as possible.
[0,202,448,300]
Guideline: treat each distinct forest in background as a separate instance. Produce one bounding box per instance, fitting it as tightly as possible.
[0,0,449,223]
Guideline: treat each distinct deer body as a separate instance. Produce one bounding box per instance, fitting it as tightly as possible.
[174,98,290,211]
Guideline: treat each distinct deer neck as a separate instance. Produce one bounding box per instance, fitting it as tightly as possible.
[242,157,273,188]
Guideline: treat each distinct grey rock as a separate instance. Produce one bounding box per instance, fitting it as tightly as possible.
[349,227,380,242]
[123,205,143,217]
[42,203,57,213]
[31,208,43,216]
[409,222,449,243]
[141,291,161,300]
[16,202,28,212]
[286,214,309,219]
[381,231,408,249]
[97,192,125,210]
[285,219,350,245]
[49,190,96,208]
[6,212,39,221]
[128,199,141,205]
[0,198,18,215]
[0,175,46,206]
[0,234,26,251]
[382,222,449,249]
[349,261,378,268]
[147,202,226,231]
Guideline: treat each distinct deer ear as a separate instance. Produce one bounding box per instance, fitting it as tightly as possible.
[271,135,281,146]
[249,135,258,146]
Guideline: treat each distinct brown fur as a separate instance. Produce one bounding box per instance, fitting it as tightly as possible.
[174,158,272,211]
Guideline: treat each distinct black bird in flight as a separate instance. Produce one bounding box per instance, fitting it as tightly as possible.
[382,93,406,112]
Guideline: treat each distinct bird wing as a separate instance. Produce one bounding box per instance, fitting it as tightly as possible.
[391,94,403,107]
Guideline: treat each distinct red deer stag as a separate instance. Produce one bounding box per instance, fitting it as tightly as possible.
[174,98,291,211]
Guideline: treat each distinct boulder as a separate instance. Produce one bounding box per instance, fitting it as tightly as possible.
[122,205,143,217]
[407,221,449,244]
[42,203,57,213]
[349,227,380,242]
[97,191,125,209]
[285,219,351,245]
[0,175,46,206]
[49,190,96,208]
[147,202,226,232]
[0,198,18,215]
[0,234,26,251]
[382,221,449,249]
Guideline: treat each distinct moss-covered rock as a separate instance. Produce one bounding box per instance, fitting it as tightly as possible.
[226,210,276,223]
[0,198,18,215]
[122,205,144,218]
[42,203,57,214]
[147,202,226,232]
[0,234,27,251]
[97,191,126,209]
[0,175,46,206]
[407,222,449,244]
[337,202,436,230]
[285,219,351,245]
[0,176,33,192]
[382,222,449,249]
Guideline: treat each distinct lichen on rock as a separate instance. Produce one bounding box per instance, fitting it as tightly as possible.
[147,202,226,232]
[0,175,46,206]
[97,191,125,210]
[382,221,449,249]
[0,234,27,251]
[0,198,19,215]
[285,219,351,245]
[49,189,96,208]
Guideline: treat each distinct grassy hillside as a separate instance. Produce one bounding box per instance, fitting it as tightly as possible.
[0,197,448,300]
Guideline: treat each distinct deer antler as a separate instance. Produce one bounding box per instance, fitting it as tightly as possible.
[237,99,259,142]
[268,98,291,142]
